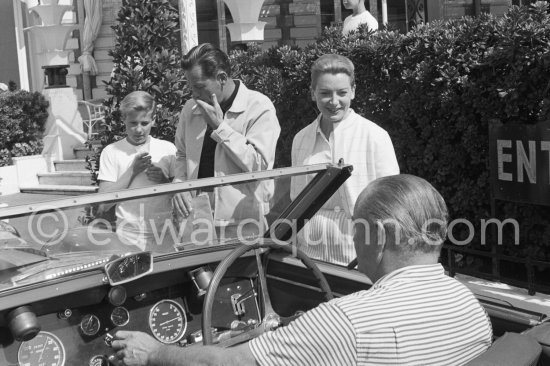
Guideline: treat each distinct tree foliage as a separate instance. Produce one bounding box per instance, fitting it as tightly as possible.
[102,0,188,144]
[0,90,48,166]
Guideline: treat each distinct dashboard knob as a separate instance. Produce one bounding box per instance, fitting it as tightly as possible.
[108,286,127,306]
[6,306,41,341]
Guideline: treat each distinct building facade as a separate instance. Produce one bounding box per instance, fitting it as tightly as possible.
[0,0,531,100]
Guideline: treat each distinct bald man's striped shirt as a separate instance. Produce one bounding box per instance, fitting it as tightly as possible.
[249,264,492,365]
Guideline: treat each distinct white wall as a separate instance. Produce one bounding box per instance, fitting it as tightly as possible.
[0,165,19,195]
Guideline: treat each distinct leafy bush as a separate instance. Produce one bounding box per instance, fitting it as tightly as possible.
[0,90,49,166]
[233,3,550,261]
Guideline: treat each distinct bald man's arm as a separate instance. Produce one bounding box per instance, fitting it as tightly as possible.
[112,331,259,366]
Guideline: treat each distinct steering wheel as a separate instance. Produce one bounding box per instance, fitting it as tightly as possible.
[201,240,333,346]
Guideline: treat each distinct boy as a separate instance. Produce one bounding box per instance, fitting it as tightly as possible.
[342,0,379,35]
[97,91,176,250]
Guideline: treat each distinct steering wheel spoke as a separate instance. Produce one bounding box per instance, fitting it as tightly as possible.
[279,312,305,327]
[214,325,267,348]
[202,240,333,345]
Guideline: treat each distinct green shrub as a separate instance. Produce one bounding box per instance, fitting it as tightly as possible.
[234,3,550,259]
[0,90,48,166]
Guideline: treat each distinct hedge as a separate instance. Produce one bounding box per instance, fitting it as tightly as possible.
[229,4,550,266]
[0,89,49,166]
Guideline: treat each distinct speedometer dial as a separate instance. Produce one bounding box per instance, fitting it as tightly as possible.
[18,331,65,366]
[148,299,187,343]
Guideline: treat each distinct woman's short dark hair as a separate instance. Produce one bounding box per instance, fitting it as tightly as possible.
[181,43,232,78]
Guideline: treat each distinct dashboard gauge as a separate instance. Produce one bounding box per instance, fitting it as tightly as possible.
[111,306,130,326]
[80,314,101,336]
[149,299,187,343]
[89,355,109,366]
[18,331,65,366]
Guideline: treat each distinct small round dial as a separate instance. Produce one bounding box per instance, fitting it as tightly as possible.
[148,299,187,344]
[111,306,130,327]
[18,331,65,366]
[90,355,110,366]
[80,314,101,336]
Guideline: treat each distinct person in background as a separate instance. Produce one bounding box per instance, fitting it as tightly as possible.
[172,43,280,229]
[97,91,176,251]
[291,54,399,265]
[110,174,492,366]
[342,0,379,35]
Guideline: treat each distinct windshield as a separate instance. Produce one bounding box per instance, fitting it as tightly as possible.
[0,164,340,292]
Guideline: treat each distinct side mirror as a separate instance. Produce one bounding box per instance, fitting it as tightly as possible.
[104,252,153,285]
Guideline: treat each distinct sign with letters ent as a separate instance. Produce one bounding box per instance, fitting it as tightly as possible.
[489,121,550,206]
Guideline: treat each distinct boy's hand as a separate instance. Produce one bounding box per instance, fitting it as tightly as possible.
[145,165,169,183]
[132,152,152,176]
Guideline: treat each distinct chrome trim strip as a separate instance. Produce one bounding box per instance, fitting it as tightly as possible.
[482,302,544,327]
[0,164,328,219]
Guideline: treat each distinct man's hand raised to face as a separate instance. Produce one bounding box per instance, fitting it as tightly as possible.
[195,93,224,130]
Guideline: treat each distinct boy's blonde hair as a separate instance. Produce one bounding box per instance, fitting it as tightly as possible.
[310,54,355,89]
[120,91,156,119]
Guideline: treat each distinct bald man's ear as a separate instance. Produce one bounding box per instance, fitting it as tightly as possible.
[375,221,386,247]
[373,221,387,266]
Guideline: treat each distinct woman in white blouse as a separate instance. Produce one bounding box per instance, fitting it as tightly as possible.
[291,54,399,265]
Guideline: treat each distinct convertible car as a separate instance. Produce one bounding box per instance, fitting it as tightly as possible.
[0,163,549,366]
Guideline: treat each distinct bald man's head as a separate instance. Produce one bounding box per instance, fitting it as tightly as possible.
[354,174,448,256]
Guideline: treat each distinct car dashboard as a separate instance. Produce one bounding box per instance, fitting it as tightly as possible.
[1,254,261,365]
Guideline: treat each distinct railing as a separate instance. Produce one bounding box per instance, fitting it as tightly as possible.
[78,100,105,140]
[442,243,550,296]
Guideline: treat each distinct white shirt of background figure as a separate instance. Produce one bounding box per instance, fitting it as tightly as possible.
[342,0,379,35]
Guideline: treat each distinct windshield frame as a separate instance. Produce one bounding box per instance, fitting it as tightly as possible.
[0,165,330,220]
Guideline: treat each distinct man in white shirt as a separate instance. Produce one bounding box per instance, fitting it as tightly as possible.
[342,0,379,35]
